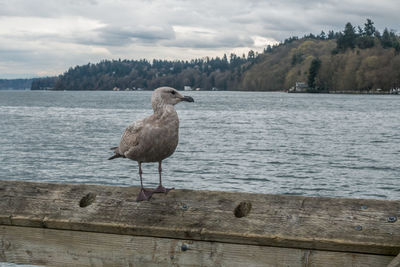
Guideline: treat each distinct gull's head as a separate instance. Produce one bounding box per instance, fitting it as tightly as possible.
[152,87,194,109]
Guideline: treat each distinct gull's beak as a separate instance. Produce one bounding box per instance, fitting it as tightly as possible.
[181,95,194,102]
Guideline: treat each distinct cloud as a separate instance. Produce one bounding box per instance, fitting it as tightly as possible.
[0,0,399,78]
[92,24,176,46]
[162,26,254,49]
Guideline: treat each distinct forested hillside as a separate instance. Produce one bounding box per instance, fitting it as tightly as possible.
[243,21,400,92]
[33,20,400,92]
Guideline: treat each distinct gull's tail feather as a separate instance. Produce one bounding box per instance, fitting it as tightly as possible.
[108,146,123,160]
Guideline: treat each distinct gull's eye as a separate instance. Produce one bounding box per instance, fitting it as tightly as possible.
[170,90,176,95]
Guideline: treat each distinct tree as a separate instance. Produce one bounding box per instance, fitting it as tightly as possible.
[307,58,322,89]
[291,52,304,65]
[357,35,375,49]
[381,28,392,48]
[380,30,400,52]
[327,30,336,39]
[337,22,357,51]
[364,19,376,37]
[247,50,255,61]
[357,26,364,35]
[392,37,400,52]
[353,18,376,49]
[318,31,326,40]
[222,54,229,70]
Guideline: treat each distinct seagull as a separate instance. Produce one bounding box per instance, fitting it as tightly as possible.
[108,87,194,201]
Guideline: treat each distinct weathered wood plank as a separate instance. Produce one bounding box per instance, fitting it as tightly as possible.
[0,225,394,267]
[388,253,400,267]
[0,180,399,255]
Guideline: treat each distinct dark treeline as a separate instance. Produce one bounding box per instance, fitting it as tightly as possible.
[33,19,400,92]
[44,54,254,91]
[334,19,400,53]
[31,77,58,90]
[0,79,34,90]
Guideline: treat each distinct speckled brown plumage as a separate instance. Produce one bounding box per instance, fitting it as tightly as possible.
[109,87,194,201]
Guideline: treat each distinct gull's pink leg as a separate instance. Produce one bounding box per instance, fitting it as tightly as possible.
[153,161,174,193]
[136,162,153,201]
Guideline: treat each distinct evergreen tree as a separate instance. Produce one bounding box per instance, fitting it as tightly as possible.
[354,19,376,49]
[247,50,255,61]
[364,19,376,37]
[327,30,336,39]
[307,58,322,89]
[381,28,392,48]
[357,26,364,35]
[390,31,400,52]
[337,22,357,51]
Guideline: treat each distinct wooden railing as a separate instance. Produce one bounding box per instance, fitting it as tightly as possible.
[0,180,399,266]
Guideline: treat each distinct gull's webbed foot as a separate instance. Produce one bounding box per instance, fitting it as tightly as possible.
[136,188,153,201]
[152,185,174,194]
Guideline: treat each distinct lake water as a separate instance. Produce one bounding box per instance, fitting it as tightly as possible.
[0,90,399,200]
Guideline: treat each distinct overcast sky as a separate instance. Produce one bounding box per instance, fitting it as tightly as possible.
[0,0,399,79]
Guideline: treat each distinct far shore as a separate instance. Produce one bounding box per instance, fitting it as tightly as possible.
[1,88,399,95]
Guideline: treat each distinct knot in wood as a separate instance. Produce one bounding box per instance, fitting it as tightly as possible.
[79,192,96,207]
[234,201,252,218]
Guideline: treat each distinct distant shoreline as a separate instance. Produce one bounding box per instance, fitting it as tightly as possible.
[1,88,399,95]
[287,90,398,95]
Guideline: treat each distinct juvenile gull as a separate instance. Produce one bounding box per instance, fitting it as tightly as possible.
[108,87,194,201]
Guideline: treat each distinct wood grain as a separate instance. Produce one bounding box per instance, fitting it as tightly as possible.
[0,180,399,256]
[388,253,400,267]
[0,225,394,267]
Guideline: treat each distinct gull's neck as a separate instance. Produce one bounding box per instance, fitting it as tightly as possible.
[153,102,176,118]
